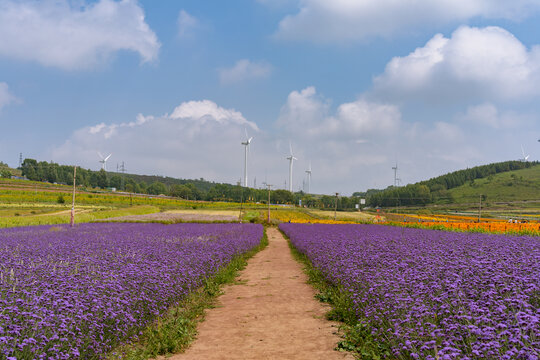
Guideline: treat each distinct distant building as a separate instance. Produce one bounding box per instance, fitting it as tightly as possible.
[10,176,28,180]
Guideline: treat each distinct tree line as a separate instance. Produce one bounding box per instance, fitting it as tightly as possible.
[368,160,539,207]
[18,158,364,209]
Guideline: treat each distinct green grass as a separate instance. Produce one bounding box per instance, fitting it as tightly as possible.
[0,205,160,228]
[448,164,540,204]
[107,227,269,360]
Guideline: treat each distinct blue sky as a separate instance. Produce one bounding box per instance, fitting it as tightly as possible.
[1,0,539,195]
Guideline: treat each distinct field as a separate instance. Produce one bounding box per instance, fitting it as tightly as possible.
[280,223,540,359]
[0,222,263,359]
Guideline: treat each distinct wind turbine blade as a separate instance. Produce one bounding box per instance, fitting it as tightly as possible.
[105,154,112,161]
[98,152,104,160]
[521,145,525,157]
[289,142,293,155]
[248,136,253,144]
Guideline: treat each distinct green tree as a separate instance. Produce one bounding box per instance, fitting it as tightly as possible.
[0,169,11,178]
[147,181,167,195]
[170,184,193,199]
[97,169,108,189]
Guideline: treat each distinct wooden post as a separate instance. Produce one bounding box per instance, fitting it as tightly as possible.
[70,166,77,227]
[334,192,339,220]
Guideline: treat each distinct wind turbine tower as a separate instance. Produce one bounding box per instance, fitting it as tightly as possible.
[392,163,399,187]
[98,152,112,171]
[241,129,253,187]
[521,145,530,162]
[305,162,312,194]
[286,143,297,192]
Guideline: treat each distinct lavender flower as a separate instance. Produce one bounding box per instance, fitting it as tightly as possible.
[280,223,540,359]
[0,223,262,359]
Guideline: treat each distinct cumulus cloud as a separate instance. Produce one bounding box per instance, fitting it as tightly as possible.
[271,0,540,42]
[458,103,533,129]
[274,86,407,190]
[278,86,401,139]
[219,59,272,84]
[0,82,18,111]
[373,26,540,102]
[177,9,199,38]
[0,0,160,70]
[52,100,259,181]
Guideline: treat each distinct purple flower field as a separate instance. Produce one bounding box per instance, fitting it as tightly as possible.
[0,222,263,359]
[280,223,540,360]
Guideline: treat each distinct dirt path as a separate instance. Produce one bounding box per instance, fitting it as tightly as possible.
[167,227,352,360]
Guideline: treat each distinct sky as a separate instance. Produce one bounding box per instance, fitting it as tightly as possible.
[1,0,539,195]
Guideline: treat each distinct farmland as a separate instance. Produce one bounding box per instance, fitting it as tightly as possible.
[0,223,264,359]
[1,166,539,359]
[280,223,540,359]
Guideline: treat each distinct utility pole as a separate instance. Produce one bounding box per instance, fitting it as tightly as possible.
[70,166,77,227]
[267,184,273,223]
[334,192,339,220]
[18,153,23,168]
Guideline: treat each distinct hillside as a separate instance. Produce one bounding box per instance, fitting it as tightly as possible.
[448,165,540,204]
[0,162,22,177]
[368,161,540,207]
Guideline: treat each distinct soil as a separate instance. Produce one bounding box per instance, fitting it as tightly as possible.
[163,227,352,360]
[98,212,238,222]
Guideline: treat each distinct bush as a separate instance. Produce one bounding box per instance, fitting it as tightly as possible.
[57,195,65,204]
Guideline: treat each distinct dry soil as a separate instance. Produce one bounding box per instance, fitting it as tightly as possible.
[165,227,352,360]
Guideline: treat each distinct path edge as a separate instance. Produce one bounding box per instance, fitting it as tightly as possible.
[278,226,361,359]
[107,225,269,360]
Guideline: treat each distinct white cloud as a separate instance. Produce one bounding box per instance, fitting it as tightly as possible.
[219,59,272,84]
[0,0,160,70]
[177,9,199,38]
[374,26,540,102]
[271,0,540,42]
[458,103,532,129]
[278,86,401,138]
[0,82,18,111]
[51,100,260,182]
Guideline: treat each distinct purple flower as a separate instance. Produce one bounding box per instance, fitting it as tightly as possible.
[280,223,540,359]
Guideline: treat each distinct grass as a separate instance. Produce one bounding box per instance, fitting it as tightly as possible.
[306,209,376,222]
[0,205,160,228]
[448,164,540,204]
[282,229,390,360]
[107,227,269,359]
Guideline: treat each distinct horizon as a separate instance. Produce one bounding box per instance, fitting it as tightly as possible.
[10,156,539,196]
[1,1,540,195]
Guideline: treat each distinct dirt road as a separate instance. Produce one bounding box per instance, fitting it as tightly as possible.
[167,227,351,360]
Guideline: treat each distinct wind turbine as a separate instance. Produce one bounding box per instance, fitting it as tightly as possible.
[98,152,112,171]
[286,142,297,192]
[305,161,312,194]
[521,145,530,162]
[241,129,253,187]
[392,163,399,187]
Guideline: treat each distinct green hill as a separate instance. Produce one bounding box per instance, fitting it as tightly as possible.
[448,164,540,204]
[368,161,540,207]
[0,162,22,178]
